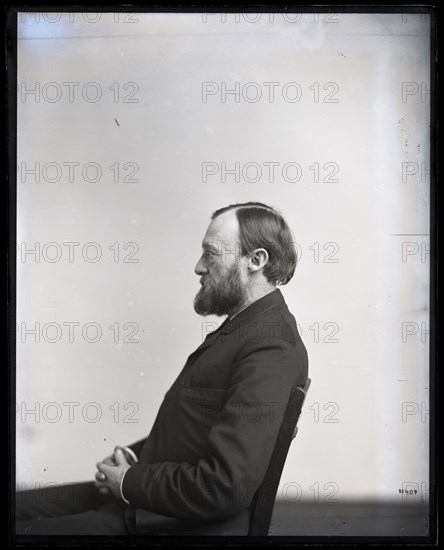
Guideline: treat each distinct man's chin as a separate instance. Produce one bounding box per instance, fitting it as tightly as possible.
[193,286,243,317]
[194,298,226,317]
[193,301,220,317]
[193,297,210,316]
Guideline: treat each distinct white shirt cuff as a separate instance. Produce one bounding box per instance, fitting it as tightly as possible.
[120,468,131,504]
[122,446,139,464]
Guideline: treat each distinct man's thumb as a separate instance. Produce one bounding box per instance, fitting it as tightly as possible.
[114,448,126,464]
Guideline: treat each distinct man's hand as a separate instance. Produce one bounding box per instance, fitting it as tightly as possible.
[94,448,131,499]
[94,453,117,496]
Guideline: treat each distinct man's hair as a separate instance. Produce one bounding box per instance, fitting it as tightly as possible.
[211,201,297,285]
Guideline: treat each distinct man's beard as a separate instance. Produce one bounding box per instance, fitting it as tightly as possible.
[194,263,248,317]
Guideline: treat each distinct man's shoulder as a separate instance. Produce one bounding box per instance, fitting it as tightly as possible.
[219,299,304,351]
[248,298,299,333]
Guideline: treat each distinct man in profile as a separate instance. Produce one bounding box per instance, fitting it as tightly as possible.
[16,201,308,535]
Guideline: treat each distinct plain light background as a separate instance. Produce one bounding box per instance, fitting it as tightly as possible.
[16,12,430,504]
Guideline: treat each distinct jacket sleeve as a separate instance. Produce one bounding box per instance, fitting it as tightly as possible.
[122,335,306,521]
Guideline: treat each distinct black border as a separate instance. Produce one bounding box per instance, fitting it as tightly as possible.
[6,3,438,547]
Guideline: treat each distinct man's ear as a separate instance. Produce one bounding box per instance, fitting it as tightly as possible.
[248,248,269,271]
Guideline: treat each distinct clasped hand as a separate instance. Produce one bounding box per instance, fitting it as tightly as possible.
[94,446,131,499]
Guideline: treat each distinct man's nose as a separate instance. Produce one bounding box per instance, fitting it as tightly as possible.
[194,256,207,276]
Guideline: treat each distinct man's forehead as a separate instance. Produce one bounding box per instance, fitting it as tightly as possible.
[202,210,239,244]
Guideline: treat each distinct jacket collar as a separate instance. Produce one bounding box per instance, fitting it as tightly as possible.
[220,288,284,334]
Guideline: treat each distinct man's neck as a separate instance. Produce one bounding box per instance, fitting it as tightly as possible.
[229,286,277,320]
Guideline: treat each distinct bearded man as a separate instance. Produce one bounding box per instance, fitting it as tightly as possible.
[16,201,308,536]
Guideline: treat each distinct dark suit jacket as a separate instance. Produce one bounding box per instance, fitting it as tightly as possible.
[123,288,308,531]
